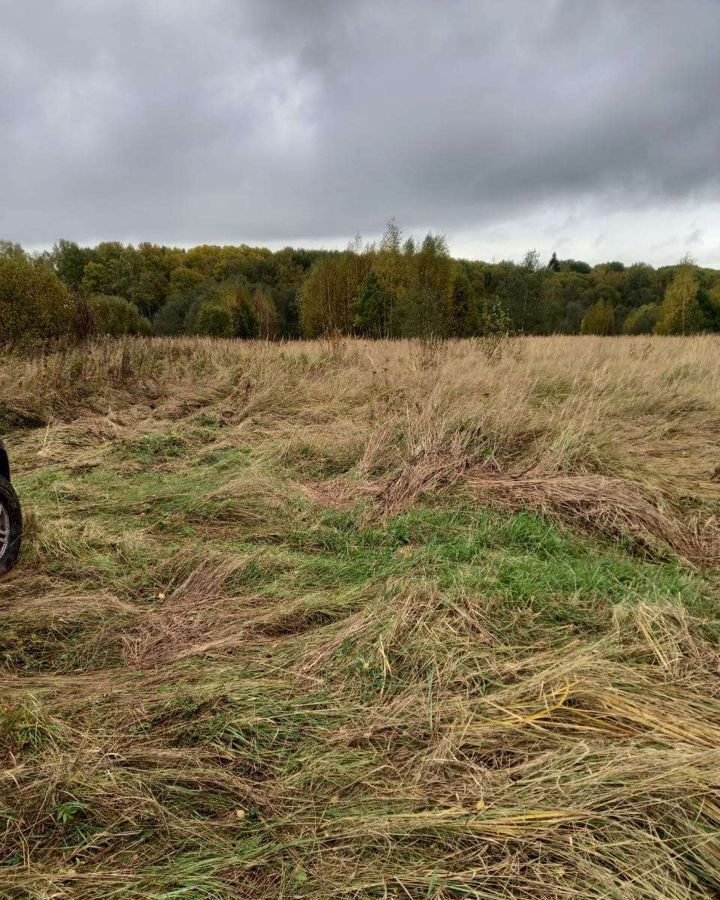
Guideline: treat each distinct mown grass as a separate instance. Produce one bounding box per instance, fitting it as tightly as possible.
[1,336,719,898]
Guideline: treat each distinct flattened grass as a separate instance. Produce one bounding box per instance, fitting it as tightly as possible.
[1,336,719,897]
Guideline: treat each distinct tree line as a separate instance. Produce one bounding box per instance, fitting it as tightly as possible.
[1,222,719,345]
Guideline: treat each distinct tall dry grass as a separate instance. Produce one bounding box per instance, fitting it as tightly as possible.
[1,335,719,897]
[4,335,719,561]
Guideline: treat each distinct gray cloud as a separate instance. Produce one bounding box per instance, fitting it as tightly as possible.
[1,0,719,263]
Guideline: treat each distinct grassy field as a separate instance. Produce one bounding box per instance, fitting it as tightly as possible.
[1,335,719,898]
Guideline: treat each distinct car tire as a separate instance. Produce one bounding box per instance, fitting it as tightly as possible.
[0,476,22,574]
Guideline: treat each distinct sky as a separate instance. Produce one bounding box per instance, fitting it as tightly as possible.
[1,0,720,266]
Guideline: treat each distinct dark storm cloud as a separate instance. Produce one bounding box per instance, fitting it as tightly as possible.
[1,0,719,259]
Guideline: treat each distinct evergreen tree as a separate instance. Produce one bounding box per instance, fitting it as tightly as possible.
[548,251,561,272]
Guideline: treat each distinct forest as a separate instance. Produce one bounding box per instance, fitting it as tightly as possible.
[2,222,719,344]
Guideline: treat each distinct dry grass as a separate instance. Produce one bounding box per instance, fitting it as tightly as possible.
[1,335,719,897]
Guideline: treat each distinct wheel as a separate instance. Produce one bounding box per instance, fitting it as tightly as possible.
[0,476,22,574]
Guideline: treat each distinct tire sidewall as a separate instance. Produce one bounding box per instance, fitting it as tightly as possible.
[0,476,22,574]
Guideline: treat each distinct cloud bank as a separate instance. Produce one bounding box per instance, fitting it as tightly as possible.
[1,0,719,264]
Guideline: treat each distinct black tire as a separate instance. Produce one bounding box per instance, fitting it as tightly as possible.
[0,476,22,574]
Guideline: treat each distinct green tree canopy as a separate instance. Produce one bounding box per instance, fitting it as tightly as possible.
[450,269,479,337]
[655,267,705,335]
[93,295,152,336]
[196,303,234,338]
[622,303,659,335]
[580,300,615,335]
[354,271,389,338]
[0,250,75,344]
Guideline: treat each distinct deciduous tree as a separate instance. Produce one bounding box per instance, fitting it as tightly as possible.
[655,267,704,335]
[0,250,75,344]
[580,300,615,335]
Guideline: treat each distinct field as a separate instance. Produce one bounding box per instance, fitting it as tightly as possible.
[1,335,719,899]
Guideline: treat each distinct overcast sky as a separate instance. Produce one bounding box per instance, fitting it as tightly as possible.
[2,0,719,266]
